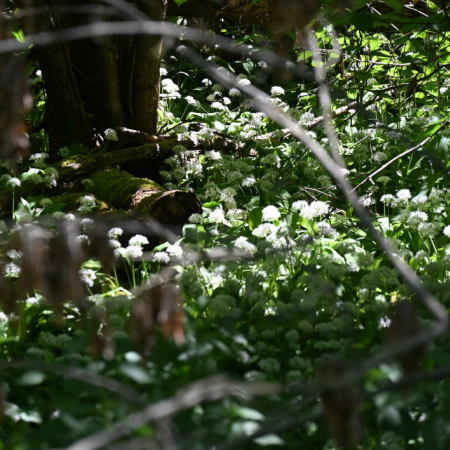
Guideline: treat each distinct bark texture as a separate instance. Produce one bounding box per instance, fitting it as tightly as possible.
[131,0,167,134]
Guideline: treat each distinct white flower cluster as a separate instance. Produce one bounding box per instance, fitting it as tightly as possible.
[292,200,329,219]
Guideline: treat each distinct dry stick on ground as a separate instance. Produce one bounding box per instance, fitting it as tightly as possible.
[350,122,448,194]
[64,375,281,450]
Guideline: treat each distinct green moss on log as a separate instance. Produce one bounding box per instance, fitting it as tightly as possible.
[51,193,110,212]
[89,168,162,209]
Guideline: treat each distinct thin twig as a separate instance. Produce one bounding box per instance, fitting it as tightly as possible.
[64,375,281,450]
[350,122,448,194]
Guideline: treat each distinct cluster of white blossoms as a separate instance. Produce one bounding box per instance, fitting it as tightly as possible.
[76,235,90,246]
[270,86,285,96]
[78,195,97,214]
[252,223,276,238]
[234,236,257,255]
[185,96,201,110]
[262,205,281,222]
[407,211,428,229]
[79,268,96,287]
[292,200,329,220]
[152,242,183,264]
[161,79,180,97]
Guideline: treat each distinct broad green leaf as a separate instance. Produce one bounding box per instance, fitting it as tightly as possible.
[248,208,262,231]
[119,364,152,384]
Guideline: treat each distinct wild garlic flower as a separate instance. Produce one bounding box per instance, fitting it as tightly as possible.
[206,150,221,160]
[202,78,212,86]
[4,263,21,277]
[125,245,143,258]
[317,222,338,238]
[76,235,91,246]
[7,250,22,261]
[129,235,149,247]
[223,97,231,105]
[29,152,48,162]
[65,213,76,221]
[229,88,241,97]
[220,187,236,203]
[189,213,204,224]
[285,61,295,69]
[412,195,428,205]
[396,189,411,201]
[238,78,251,86]
[211,102,226,111]
[79,268,96,287]
[418,222,438,237]
[109,239,121,249]
[160,67,168,76]
[108,227,123,239]
[208,208,230,226]
[270,86,285,96]
[7,177,21,188]
[407,211,428,228]
[185,96,201,109]
[166,244,183,257]
[153,252,170,263]
[242,176,256,187]
[161,79,179,93]
[252,223,276,238]
[234,236,257,255]
[380,194,395,204]
[104,128,118,141]
[78,196,96,214]
[359,195,375,207]
[176,45,187,54]
[80,218,94,231]
[444,225,450,237]
[262,205,281,222]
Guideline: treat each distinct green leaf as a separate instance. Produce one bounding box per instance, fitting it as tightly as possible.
[119,364,152,384]
[248,208,262,231]
[173,0,189,5]
[382,0,403,10]
[254,434,285,446]
[17,371,46,386]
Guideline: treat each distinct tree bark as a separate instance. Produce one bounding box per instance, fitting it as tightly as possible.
[35,0,93,159]
[131,0,167,134]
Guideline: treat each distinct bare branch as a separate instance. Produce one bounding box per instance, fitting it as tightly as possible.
[351,122,448,194]
[64,375,281,450]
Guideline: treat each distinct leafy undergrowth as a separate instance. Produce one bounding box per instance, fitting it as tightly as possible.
[3,25,450,450]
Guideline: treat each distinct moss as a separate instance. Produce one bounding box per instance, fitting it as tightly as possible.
[57,154,92,169]
[89,168,162,209]
[51,193,110,212]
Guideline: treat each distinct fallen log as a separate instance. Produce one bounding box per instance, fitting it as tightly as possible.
[88,168,202,224]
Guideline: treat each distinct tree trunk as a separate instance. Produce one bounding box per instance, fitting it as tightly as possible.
[35,0,93,159]
[131,0,167,134]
